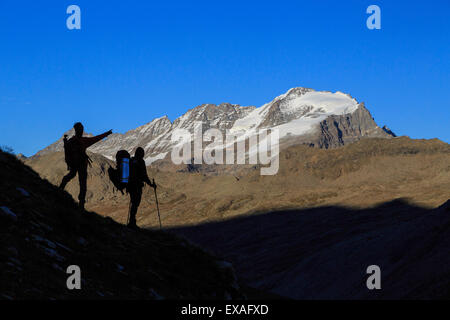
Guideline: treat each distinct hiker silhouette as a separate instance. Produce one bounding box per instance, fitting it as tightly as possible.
[127,147,156,229]
[59,122,112,210]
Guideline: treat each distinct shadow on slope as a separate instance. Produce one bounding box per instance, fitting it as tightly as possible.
[0,150,242,300]
[170,199,450,299]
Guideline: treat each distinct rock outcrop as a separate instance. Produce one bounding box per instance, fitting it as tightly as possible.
[313,103,394,148]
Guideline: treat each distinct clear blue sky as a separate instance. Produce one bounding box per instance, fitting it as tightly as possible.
[1,0,449,156]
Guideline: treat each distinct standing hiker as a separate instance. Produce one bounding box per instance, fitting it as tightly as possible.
[127,147,156,229]
[59,122,112,210]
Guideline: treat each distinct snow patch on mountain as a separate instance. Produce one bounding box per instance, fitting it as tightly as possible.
[231,90,359,139]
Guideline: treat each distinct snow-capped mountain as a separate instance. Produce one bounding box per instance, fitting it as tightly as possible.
[34,87,395,163]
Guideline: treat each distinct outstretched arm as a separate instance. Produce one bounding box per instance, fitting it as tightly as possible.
[83,130,112,148]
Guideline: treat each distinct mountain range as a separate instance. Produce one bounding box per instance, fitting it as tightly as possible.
[33,87,395,163]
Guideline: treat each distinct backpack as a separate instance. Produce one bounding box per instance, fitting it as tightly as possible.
[108,150,131,194]
[63,135,83,170]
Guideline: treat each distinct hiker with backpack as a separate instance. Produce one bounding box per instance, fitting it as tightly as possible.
[108,147,157,229]
[127,147,156,229]
[59,122,112,210]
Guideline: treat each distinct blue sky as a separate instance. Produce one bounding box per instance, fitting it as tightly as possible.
[0,0,449,156]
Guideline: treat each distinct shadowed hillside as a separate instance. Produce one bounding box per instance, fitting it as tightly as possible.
[0,149,242,299]
[171,199,450,299]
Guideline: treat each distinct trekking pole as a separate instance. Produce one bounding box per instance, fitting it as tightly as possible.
[152,179,162,230]
[127,199,131,226]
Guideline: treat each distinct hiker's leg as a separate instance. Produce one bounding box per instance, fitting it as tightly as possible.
[129,206,137,226]
[128,188,142,227]
[78,164,88,209]
[59,168,77,190]
[135,187,142,208]
[129,192,138,226]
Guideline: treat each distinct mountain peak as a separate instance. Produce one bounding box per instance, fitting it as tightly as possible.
[285,87,315,96]
[133,115,172,132]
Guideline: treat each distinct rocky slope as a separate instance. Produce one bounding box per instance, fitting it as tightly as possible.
[0,149,242,299]
[32,87,394,164]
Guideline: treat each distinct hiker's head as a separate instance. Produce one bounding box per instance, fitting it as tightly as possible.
[135,147,145,160]
[74,122,84,137]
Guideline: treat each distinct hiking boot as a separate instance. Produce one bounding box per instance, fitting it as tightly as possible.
[127,223,139,230]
